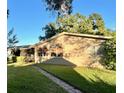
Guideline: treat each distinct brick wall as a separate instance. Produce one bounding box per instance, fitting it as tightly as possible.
[36,33,107,68]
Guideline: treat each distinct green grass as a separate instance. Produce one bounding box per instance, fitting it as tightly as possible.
[37,64,116,93]
[8,63,67,93]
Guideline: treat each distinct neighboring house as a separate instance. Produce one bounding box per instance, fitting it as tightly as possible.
[7,32,112,68]
[7,45,31,56]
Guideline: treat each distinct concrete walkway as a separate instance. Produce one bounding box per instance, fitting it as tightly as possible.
[33,66,82,93]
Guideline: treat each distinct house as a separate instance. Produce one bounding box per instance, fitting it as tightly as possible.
[7,32,112,68]
[29,32,112,68]
[7,45,31,56]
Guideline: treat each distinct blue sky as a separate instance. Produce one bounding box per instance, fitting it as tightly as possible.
[8,0,116,46]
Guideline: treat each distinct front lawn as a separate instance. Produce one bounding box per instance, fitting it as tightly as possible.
[8,63,67,93]
[37,64,116,93]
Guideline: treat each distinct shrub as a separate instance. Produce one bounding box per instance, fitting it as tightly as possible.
[102,34,116,70]
[12,56,17,63]
[17,56,25,62]
[8,55,17,63]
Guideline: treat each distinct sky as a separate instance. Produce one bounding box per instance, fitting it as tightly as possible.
[8,0,116,46]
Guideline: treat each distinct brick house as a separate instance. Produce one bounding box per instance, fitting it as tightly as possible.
[29,32,111,68]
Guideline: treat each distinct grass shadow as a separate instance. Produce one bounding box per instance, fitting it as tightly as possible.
[36,57,116,93]
[41,57,77,66]
[8,57,116,93]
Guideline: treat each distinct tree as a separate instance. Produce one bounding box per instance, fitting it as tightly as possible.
[7,10,19,47]
[103,29,115,36]
[39,23,57,41]
[101,31,116,70]
[43,0,73,16]
[57,13,93,34]
[7,9,9,18]
[7,28,19,47]
[39,13,107,40]
[45,23,57,38]
[38,36,46,41]
[89,13,105,34]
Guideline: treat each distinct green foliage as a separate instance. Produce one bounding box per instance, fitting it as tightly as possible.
[12,56,17,62]
[39,13,116,71]
[56,13,107,34]
[7,55,17,63]
[102,31,116,70]
[7,9,9,18]
[39,23,57,41]
[89,13,105,33]
[17,56,25,62]
[39,13,108,39]
[44,23,57,38]
[7,28,19,47]
[43,0,73,16]
[38,36,45,41]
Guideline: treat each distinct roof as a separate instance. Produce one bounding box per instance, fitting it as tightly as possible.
[30,32,112,47]
[8,45,31,49]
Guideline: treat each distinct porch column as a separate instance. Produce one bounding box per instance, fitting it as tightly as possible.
[35,47,39,63]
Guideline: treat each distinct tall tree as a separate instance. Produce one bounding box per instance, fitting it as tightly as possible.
[7,9,9,18]
[38,36,46,41]
[43,0,73,16]
[7,10,19,47]
[39,23,57,41]
[39,13,108,40]
[44,23,57,38]
[7,28,19,47]
[57,13,93,34]
[89,13,105,34]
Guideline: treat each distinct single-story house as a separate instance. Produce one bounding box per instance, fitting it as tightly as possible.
[30,32,112,68]
[7,45,31,56]
[8,32,112,68]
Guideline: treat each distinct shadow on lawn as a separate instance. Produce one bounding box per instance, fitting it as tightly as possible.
[42,57,76,66]
[8,58,116,93]
[36,57,116,93]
